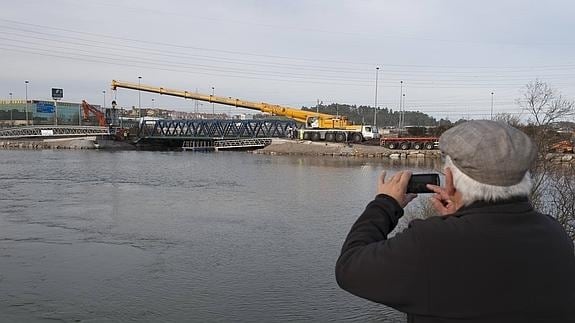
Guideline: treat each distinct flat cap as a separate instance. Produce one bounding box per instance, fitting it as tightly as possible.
[439,120,536,186]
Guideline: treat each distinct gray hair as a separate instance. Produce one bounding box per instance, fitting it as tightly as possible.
[444,155,532,206]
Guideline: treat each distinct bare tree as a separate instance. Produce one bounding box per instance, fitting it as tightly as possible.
[518,79,575,126]
[547,165,575,239]
[493,113,522,128]
[518,80,575,240]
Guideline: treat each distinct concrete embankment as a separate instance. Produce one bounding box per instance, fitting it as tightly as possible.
[0,138,98,150]
[253,139,441,159]
[0,137,136,150]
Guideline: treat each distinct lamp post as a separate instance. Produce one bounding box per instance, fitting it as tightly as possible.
[398,81,403,130]
[25,80,29,125]
[152,98,155,109]
[490,92,494,120]
[138,76,142,118]
[401,93,406,132]
[102,90,106,109]
[78,99,82,126]
[211,86,215,116]
[9,92,13,125]
[228,96,232,118]
[374,66,380,126]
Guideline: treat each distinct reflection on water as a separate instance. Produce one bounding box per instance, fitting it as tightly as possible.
[0,150,439,322]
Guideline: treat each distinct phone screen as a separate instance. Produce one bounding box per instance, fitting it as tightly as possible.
[407,174,440,194]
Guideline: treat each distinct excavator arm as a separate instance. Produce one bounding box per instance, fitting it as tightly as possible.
[111,80,350,128]
[81,100,107,127]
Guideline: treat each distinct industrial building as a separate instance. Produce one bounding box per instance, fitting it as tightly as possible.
[0,99,102,127]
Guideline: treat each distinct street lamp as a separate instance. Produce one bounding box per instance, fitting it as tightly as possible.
[211,86,215,116]
[102,90,106,109]
[374,66,380,126]
[152,98,155,109]
[490,92,494,120]
[138,76,142,118]
[9,92,13,125]
[25,80,29,125]
[398,81,403,130]
[401,93,406,132]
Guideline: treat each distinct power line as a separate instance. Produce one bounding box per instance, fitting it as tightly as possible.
[2,19,575,74]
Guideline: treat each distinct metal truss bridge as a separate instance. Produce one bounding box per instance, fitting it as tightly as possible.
[138,119,296,139]
[0,126,110,139]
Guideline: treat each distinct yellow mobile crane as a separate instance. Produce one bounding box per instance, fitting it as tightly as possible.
[111,80,379,143]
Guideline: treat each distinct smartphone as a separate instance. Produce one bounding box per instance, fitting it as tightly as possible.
[407,173,440,194]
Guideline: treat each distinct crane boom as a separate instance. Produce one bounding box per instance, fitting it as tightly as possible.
[111,80,353,128]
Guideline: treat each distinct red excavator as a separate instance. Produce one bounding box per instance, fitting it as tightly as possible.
[81,100,107,127]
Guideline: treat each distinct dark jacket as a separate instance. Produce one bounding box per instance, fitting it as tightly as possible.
[336,194,575,323]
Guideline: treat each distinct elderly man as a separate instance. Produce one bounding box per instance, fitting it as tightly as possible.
[335,120,575,323]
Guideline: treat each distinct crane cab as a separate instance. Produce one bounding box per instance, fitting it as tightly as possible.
[361,125,380,140]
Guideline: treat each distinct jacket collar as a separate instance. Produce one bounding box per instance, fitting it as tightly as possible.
[455,196,534,217]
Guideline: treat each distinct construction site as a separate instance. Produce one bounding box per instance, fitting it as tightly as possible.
[0,80,573,158]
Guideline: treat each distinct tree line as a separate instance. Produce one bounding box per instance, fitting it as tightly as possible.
[300,104,446,128]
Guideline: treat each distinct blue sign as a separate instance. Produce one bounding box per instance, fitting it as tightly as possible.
[36,102,55,113]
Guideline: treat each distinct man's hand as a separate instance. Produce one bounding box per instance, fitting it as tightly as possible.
[426,167,459,216]
[377,171,418,208]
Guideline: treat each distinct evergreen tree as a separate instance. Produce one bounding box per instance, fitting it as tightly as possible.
[301,103,439,128]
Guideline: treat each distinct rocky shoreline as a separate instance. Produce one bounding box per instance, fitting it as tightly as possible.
[253,139,575,163]
[252,139,441,159]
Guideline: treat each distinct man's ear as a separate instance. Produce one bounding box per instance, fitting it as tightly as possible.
[444,167,456,196]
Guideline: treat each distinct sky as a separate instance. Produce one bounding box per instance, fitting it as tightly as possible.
[1,0,574,122]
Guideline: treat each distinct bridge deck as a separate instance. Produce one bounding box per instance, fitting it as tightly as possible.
[0,126,110,139]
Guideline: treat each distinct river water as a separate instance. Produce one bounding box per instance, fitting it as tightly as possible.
[0,150,439,322]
